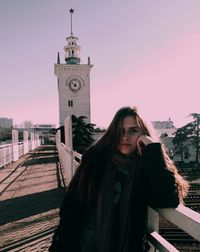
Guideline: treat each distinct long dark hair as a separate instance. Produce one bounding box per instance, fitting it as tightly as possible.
[93,106,150,152]
[70,106,188,204]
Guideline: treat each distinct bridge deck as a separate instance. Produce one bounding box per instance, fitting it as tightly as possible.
[0,145,66,252]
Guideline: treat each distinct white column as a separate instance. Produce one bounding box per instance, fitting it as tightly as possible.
[12,130,19,161]
[64,116,73,180]
[56,129,61,145]
[35,134,40,147]
[64,116,73,150]
[23,131,29,154]
[31,132,35,150]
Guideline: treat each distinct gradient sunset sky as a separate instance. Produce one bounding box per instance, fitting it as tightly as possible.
[1,0,199,128]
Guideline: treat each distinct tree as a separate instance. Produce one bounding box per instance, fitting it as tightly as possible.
[173,113,200,168]
[187,113,200,167]
[173,127,188,167]
[0,127,12,143]
[72,115,95,154]
[23,120,33,129]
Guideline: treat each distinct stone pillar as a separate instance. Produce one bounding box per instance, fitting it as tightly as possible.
[35,134,38,148]
[30,132,35,150]
[64,116,73,150]
[64,116,73,180]
[23,131,29,154]
[57,129,61,144]
[12,130,19,161]
[35,134,40,147]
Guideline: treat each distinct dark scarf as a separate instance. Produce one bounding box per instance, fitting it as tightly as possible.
[111,151,136,170]
[96,151,145,252]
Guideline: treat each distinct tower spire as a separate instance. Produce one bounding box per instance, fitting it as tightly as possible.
[64,8,81,64]
[69,8,74,36]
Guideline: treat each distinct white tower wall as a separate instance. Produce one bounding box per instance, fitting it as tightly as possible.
[55,63,92,126]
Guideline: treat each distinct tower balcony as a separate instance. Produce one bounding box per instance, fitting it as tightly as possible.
[65,56,80,64]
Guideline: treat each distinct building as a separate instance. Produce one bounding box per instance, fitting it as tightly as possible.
[152,119,197,166]
[0,118,13,128]
[152,119,176,158]
[55,9,93,126]
[34,124,56,144]
[152,119,176,137]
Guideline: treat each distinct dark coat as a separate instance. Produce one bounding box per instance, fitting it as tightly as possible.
[49,143,179,252]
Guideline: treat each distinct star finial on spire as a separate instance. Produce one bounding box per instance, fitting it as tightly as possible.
[69,8,74,35]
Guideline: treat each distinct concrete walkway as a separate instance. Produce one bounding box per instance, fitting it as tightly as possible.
[0,145,67,252]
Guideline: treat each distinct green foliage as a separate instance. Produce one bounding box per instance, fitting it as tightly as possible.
[173,127,188,162]
[188,113,200,166]
[72,115,95,154]
[173,113,200,166]
[0,127,12,142]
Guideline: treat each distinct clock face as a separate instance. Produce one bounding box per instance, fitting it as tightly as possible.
[69,79,81,92]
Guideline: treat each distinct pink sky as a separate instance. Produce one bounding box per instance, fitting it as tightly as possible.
[0,0,200,128]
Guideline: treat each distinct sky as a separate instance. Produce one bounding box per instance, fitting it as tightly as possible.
[0,0,200,129]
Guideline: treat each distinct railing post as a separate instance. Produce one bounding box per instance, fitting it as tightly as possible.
[147,207,160,252]
[23,130,29,154]
[56,130,61,145]
[12,130,19,162]
[30,132,35,150]
[64,116,73,180]
[35,134,39,148]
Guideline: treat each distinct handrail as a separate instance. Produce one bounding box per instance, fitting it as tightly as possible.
[147,205,200,251]
[73,151,82,161]
[0,144,12,148]
[148,230,179,252]
[158,205,200,241]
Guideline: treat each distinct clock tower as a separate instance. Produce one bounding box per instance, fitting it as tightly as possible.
[55,9,93,126]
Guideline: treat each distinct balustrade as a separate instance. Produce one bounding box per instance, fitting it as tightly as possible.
[0,130,41,168]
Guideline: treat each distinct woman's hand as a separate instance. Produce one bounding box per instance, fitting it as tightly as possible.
[137,135,155,156]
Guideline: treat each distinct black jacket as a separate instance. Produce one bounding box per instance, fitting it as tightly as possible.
[49,143,179,252]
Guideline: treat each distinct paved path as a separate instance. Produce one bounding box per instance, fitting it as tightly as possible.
[0,145,67,252]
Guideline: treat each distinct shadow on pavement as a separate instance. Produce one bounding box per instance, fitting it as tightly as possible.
[0,226,55,251]
[0,188,66,225]
[22,156,58,166]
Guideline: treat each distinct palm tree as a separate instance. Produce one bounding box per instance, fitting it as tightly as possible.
[72,115,95,154]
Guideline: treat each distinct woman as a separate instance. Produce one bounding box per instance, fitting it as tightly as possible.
[49,106,188,252]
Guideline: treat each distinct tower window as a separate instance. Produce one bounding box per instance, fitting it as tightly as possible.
[68,100,73,107]
[72,50,74,55]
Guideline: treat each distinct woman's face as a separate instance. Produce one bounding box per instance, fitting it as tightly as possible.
[117,116,143,156]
